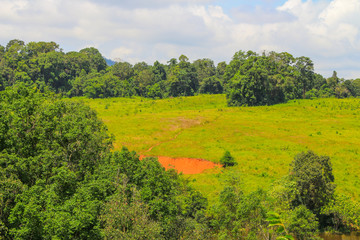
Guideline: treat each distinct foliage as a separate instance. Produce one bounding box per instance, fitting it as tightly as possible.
[0,85,208,239]
[0,84,113,239]
[165,56,198,97]
[1,39,360,238]
[100,179,163,240]
[226,51,317,106]
[266,212,294,240]
[287,205,320,240]
[2,39,357,102]
[220,151,237,167]
[199,76,223,94]
[290,151,336,215]
[209,173,270,239]
[110,150,209,238]
[321,194,360,231]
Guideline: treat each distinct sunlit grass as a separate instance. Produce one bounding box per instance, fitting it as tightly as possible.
[77,95,360,203]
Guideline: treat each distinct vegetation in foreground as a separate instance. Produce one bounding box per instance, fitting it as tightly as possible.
[1,85,359,239]
[0,85,209,239]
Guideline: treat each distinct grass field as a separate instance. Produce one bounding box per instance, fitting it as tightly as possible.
[77,95,360,203]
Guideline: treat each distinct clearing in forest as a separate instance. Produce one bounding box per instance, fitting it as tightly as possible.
[81,95,360,203]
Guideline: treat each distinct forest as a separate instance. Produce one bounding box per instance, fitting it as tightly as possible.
[1,39,360,104]
[1,40,360,239]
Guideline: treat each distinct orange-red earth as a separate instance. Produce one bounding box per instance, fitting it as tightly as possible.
[140,155,222,174]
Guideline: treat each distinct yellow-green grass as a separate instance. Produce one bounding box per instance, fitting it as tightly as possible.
[76,95,360,204]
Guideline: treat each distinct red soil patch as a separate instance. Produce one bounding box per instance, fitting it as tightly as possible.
[140,155,222,174]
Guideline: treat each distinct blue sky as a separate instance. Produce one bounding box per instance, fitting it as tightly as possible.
[0,0,359,79]
[214,0,287,11]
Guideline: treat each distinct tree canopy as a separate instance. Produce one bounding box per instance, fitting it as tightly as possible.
[290,151,336,215]
[0,85,208,239]
[1,39,358,105]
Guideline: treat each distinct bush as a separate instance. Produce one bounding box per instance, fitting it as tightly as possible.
[220,151,237,167]
[290,151,335,215]
[288,205,320,240]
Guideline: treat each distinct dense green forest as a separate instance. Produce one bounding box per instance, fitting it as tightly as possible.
[1,40,360,105]
[1,40,360,239]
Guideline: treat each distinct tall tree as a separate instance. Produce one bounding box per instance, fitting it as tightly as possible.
[112,61,134,80]
[216,61,227,79]
[79,47,107,72]
[193,58,216,84]
[295,56,315,98]
[290,151,336,215]
[153,60,167,83]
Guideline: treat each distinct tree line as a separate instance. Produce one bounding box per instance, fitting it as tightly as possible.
[0,85,359,239]
[1,40,360,106]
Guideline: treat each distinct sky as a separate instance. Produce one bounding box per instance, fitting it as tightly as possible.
[0,0,360,78]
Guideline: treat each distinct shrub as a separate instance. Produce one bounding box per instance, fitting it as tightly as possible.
[290,151,335,215]
[288,205,320,240]
[220,151,237,167]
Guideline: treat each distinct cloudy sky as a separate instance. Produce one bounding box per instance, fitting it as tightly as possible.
[1,0,360,78]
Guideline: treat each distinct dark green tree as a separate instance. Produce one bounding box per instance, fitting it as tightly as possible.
[193,58,216,85]
[313,73,327,91]
[38,51,69,92]
[343,80,357,97]
[133,68,155,96]
[112,61,134,80]
[64,51,91,78]
[100,179,163,240]
[211,179,269,239]
[4,39,25,74]
[152,60,167,83]
[216,61,227,79]
[226,58,268,106]
[287,205,320,240]
[223,50,247,88]
[290,151,336,215]
[79,47,107,72]
[24,41,60,58]
[0,84,113,239]
[294,56,315,98]
[321,194,360,231]
[326,71,339,94]
[166,65,195,97]
[352,78,360,96]
[167,58,178,68]
[110,148,208,239]
[199,76,223,94]
[220,151,236,167]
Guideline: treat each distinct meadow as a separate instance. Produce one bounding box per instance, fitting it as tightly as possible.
[79,95,360,203]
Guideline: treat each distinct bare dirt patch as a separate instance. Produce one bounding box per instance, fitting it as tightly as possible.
[140,155,222,174]
[138,116,222,174]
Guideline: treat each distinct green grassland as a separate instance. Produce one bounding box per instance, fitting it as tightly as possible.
[78,95,360,203]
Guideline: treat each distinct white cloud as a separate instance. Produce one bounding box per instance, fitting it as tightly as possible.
[110,47,134,60]
[319,0,360,25]
[274,0,360,77]
[88,0,213,9]
[0,0,360,78]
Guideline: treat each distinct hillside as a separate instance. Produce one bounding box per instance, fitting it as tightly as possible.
[81,95,360,202]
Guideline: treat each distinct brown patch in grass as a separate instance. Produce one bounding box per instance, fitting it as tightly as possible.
[165,117,204,131]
